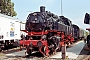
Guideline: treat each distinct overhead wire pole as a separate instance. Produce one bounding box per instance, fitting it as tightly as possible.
[61,0,67,59]
[61,0,63,16]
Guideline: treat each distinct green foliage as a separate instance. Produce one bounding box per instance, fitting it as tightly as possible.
[86,31,89,36]
[0,0,17,17]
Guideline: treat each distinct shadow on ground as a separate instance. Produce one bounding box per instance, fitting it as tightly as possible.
[79,44,90,55]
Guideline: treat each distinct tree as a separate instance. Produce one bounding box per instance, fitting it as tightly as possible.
[0,0,17,17]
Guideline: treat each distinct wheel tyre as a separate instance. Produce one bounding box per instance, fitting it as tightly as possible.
[43,46,46,55]
[27,49,32,55]
[0,47,2,52]
[68,43,71,47]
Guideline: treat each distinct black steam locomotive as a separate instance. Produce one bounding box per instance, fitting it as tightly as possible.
[19,6,85,56]
[25,6,73,37]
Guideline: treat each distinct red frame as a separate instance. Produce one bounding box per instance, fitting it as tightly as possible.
[20,30,74,56]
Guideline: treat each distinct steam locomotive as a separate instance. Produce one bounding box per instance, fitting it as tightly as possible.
[84,13,90,47]
[19,6,84,56]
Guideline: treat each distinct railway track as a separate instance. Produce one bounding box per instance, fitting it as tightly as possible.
[0,40,84,60]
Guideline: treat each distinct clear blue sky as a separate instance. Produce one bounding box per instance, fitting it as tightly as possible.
[12,0,90,30]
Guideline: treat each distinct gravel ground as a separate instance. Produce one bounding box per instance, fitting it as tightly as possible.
[0,42,90,60]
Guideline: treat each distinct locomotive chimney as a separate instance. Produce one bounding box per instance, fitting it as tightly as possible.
[40,6,45,12]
